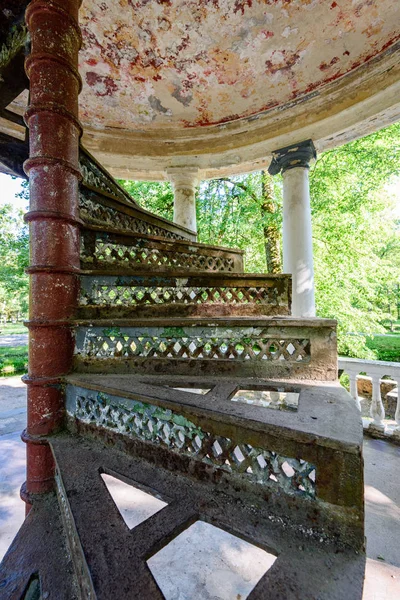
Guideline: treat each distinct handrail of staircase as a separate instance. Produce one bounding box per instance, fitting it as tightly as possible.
[339,356,400,439]
[79,144,197,242]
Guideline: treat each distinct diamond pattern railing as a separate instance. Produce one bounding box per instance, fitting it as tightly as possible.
[72,389,316,498]
[76,326,311,363]
[81,234,242,273]
[80,281,284,308]
[80,196,187,241]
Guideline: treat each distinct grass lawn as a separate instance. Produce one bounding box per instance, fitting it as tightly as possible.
[0,323,27,336]
[0,345,28,376]
[367,334,400,362]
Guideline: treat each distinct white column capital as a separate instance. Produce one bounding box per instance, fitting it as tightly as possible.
[166,167,200,189]
[268,139,316,175]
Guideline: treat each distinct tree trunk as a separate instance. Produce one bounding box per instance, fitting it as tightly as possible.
[261,170,281,273]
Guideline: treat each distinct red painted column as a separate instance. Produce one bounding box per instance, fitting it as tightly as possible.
[22,0,82,511]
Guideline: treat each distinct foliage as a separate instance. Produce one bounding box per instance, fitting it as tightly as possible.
[0,197,29,321]
[120,122,400,359]
[0,344,28,376]
[366,334,400,363]
[310,122,400,357]
[119,180,174,221]
[197,174,283,273]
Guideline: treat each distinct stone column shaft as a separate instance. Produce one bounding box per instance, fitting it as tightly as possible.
[269,139,316,318]
[168,168,199,234]
[23,0,82,510]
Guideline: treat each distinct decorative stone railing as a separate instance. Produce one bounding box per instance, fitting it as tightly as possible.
[339,357,400,442]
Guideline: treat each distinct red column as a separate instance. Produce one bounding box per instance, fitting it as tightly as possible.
[22,0,82,511]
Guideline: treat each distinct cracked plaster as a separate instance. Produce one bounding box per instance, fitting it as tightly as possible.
[78,0,399,130]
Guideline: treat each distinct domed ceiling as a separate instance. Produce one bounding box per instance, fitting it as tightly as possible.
[79,0,400,131]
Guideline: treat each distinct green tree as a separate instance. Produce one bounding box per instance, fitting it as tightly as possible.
[310,123,400,356]
[119,122,400,359]
[119,180,174,221]
[0,201,29,320]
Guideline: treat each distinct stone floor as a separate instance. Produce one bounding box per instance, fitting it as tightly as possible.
[0,334,28,348]
[0,376,399,599]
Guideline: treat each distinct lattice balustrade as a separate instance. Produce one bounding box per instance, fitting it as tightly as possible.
[79,195,186,241]
[80,153,137,206]
[72,390,316,498]
[80,279,283,308]
[82,237,238,273]
[76,326,311,363]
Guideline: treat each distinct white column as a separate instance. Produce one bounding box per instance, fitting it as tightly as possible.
[268,140,316,318]
[282,168,315,317]
[167,167,199,234]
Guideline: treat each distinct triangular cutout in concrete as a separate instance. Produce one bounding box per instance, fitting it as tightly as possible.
[101,473,167,529]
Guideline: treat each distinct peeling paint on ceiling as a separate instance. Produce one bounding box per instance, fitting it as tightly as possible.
[79,1,399,130]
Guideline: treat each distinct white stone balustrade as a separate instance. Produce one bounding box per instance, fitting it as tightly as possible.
[339,357,400,441]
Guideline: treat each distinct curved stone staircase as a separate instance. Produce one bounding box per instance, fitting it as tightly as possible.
[0,148,365,600]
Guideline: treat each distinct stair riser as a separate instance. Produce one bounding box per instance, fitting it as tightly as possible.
[79,274,291,317]
[78,304,289,319]
[81,231,244,274]
[80,193,194,242]
[74,324,337,380]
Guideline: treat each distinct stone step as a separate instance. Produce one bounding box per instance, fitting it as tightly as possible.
[0,493,80,599]
[48,429,364,600]
[50,425,364,600]
[78,272,291,318]
[73,316,337,380]
[79,146,196,242]
[81,226,244,274]
[64,374,364,553]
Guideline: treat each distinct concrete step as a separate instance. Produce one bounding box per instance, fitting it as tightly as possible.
[49,426,364,599]
[79,146,196,242]
[73,316,337,380]
[78,272,291,318]
[0,493,79,599]
[64,374,364,550]
[81,226,244,274]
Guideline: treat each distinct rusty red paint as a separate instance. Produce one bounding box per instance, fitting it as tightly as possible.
[23,0,82,505]
[77,0,399,131]
[319,56,340,71]
[265,51,301,76]
[234,0,252,15]
[86,71,118,97]
[262,31,274,39]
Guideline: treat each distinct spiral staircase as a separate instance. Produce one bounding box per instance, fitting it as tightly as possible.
[0,146,365,599]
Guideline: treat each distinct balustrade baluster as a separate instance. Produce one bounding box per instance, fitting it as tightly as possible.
[348,371,361,410]
[370,374,385,430]
[394,379,400,436]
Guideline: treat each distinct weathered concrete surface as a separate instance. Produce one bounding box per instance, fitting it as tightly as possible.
[4,4,400,182]
[0,377,399,598]
[77,1,400,131]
